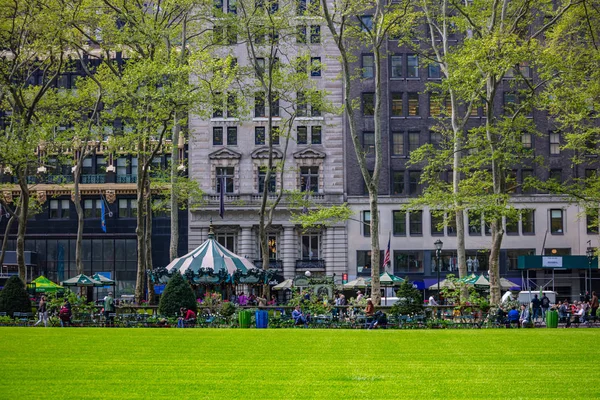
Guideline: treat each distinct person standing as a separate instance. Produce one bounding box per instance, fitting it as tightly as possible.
[541,293,550,320]
[104,291,115,327]
[590,291,599,320]
[238,292,248,306]
[34,296,48,327]
[531,294,541,321]
[428,295,438,306]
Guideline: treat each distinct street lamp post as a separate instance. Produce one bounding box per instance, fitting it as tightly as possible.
[435,239,443,303]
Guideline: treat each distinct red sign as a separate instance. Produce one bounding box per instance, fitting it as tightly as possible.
[342,273,348,284]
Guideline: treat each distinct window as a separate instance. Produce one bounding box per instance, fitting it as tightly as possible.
[270,96,279,117]
[297,91,307,116]
[270,126,279,145]
[357,250,384,276]
[216,233,236,252]
[300,166,319,192]
[300,234,320,259]
[297,25,307,43]
[297,0,318,15]
[448,216,457,236]
[394,251,424,274]
[430,131,443,147]
[393,210,406,236]
[392,132,404,155]
[297,126,308,144]
[468,211,482,235]
[227,127,237,145]
[521,133,532,149]
[310,25,320,43]
[226,27,237,45]
[522,209,535,234]
[363,93,374,116]
[363,131,374,155]
[228,0,237,13]
[84,199,102,219]
[391,55,402,78]
[428,62,441,78]
[408,92,419,116]
[429,93,450,117]
[216,167,234,193]
[118,199,137,218]
[407,54,419,78]
[82,158,93,175]
[392,171,405,195]
[391,93,403,116]
[550,132,560,155]
[360,15,373,31]
[116,157,127,176]
[255,127,266,145]
[49,199,70,219]
[362,55,374,78]
[213,92,224,117]
[363,210,371,237]
[431,212,444,235]
[503,92,516,115]
[521,169,534,194]
[213,127,223,145]
[506,214,519,235]
[258,167,276,193]
[586,208,598,234]
[409,210,423,235]
[408,171,421,195]
[408,131,420,153]
[226,93,237,118]
[506,249,535,271]
[310,57,321,77]
[255,92,265,117]
[550,209,563,234]
[549,169,562,184]
[311,126,322,144]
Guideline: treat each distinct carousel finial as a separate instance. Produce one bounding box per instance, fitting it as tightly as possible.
[208,219,215,238]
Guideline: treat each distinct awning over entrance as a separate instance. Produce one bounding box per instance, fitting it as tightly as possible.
[518,255,598,270]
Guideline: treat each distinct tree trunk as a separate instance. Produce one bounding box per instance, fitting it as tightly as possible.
[169,112,180,261]
[146,195,156,304]
[73,166,84,276]
[16,172,29,281]
[489,219,503,304]
[135,159,147,304]
[0,215,15,267]
[369,192,381,305]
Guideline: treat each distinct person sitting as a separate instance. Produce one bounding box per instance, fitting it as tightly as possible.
[292,305,309,328]
[183,308,196,327]
[59,300,72,327]
[507,306,520,328]
[495,307,508,327]
[519,304,530,328]
[369,311,387,329]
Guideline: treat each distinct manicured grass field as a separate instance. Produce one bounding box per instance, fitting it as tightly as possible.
[1,328,598,399]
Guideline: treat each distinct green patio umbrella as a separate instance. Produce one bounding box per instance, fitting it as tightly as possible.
[366,272,405,305]
[428,278,456,290]
[92,273,116,286]
[461,274,490,288]
[61,274,103,287]
[32,275,63,293]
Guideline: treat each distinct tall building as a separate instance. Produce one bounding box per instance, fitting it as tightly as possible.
[187,1,347,284]
[344,30,597,299]
[0,57,188,294]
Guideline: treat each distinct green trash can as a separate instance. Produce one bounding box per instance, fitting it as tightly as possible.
[546,310,558,328]
[238,311,252,328]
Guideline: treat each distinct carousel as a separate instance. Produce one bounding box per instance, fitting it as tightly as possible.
[150,226,275,296]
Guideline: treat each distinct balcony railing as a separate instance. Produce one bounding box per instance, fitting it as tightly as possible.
[253,259,283,270]
[198,193,343,208]
[47,175,74,184]
[81,174,106,184]
[296,259,325,270]
[117,174,137,184]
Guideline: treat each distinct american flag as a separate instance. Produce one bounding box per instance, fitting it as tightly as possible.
[383,234,391,269]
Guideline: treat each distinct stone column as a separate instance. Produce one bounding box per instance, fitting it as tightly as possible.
[282,226,296,279]
[325,225,348,280]
[239,226,254,261]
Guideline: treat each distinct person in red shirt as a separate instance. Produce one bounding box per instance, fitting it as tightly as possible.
[177,308,197,328]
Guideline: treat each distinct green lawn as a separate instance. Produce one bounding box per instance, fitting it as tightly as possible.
[1,328,598,399]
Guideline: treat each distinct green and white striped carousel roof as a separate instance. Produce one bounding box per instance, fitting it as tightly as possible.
[165,234,257,276]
